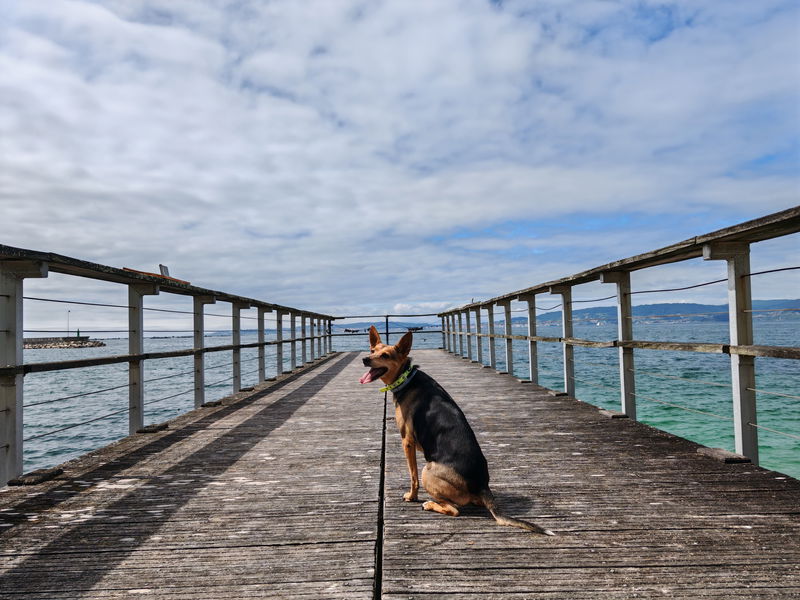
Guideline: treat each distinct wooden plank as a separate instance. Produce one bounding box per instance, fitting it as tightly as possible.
[0,352,380,599]
[731,344,800,360]
[618,340,728,353]
[379,350,800,599]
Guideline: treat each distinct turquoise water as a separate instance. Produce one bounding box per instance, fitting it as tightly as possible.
[19,323,799,480]
[469,320,799,479]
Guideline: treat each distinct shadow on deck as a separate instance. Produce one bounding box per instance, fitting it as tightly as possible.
[1,350,798,598]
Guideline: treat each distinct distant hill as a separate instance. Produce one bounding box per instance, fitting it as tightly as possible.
[238,301,799,336]
[509,299,800,324]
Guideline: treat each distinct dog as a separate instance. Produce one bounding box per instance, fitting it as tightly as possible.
[360,326,553,535]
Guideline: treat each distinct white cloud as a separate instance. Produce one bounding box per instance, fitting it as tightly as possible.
[1,0,797,324]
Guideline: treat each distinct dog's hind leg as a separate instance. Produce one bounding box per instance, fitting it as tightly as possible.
[422,499,460,516]
[421,462,472,517]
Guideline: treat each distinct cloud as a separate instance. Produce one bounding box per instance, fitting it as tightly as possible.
[1,0,798,326]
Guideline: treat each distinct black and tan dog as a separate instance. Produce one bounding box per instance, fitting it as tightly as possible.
[360,326,553,535]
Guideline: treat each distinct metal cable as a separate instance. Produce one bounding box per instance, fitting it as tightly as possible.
[24,406,129,442]
[144,387,194,406]
[632,391,731,421]
[747,422,800,442]
[24,329,130,333]
[336,313,441,318]
[23,382,130,408]
[536,368,564,377]
[745,266,800,278]
[629,278,728,295]
[747,388,800,402]
[204,374,234,388]
[571,374,620,392]
[23,297,129,309]
[535,305,562,311]
[23,295,269,320]
[624,311,729,320]
[633,369,732,389]
[203,361,235,372]
[624,266,798,298]
[144,369,196,384]
[577,360,616,369]
[574,295,618,304]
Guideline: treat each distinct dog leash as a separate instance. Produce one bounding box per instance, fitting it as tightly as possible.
[379,364,418,393]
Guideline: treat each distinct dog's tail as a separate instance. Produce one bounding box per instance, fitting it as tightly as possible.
[480,489,554,536]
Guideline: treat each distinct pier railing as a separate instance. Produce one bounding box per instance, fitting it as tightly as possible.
[2,208,798,487]
[0,245,335,486]
[439,206,800,466]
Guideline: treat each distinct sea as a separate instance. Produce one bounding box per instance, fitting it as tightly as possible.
[20,321,799,480]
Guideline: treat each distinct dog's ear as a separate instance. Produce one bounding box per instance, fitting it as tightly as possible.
[395,331,413,356]
[369,325,382,348]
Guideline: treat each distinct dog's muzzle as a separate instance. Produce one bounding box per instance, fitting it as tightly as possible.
[362,356,371,367]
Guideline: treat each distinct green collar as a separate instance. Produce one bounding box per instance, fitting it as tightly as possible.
[380,364,418,393]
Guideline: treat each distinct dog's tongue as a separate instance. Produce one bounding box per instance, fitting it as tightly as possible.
[359,368,381,384]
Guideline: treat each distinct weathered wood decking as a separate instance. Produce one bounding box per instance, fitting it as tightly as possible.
[1,350,798,598]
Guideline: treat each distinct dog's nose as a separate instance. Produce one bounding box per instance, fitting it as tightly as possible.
[362,356,371,366]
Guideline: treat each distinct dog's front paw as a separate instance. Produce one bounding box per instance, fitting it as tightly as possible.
[403,491,418,502]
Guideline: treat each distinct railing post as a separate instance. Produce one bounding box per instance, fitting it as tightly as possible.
[449,314,456,352]
[550,286,575,396]
[275,310,284,375]
[232,303,250,393]
[441,316,447,350]
[290,313,297,369]
[457,312,464,356]
[474,308,483,365]
[487,304,497,370]
[498,301,513,375]
[257,307,270,383]
[384,315,390,345]
[704,242,758,463]
[193,295,215,408]
[128,283,159,434]
[309,317,316,361]
[317,317,323,357]
[0,260,47,486]
[465,310,473,361]
[601,272,636,418]
[521,294,538,384]
[301,315,307,365]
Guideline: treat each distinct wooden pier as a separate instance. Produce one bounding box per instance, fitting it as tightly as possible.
[1,349,798,598]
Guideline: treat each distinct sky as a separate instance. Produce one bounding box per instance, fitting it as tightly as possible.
[1,0,799,330]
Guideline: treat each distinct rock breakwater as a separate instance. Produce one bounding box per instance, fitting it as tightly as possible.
[24,336,106,349]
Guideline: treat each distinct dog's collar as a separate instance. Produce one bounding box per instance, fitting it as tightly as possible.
[380,363,418,394]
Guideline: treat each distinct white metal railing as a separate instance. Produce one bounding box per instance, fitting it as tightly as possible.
[439,206,800,466]
[0,245,334,486]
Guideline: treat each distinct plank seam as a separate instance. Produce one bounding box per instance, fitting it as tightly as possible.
[372,390,388,600]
